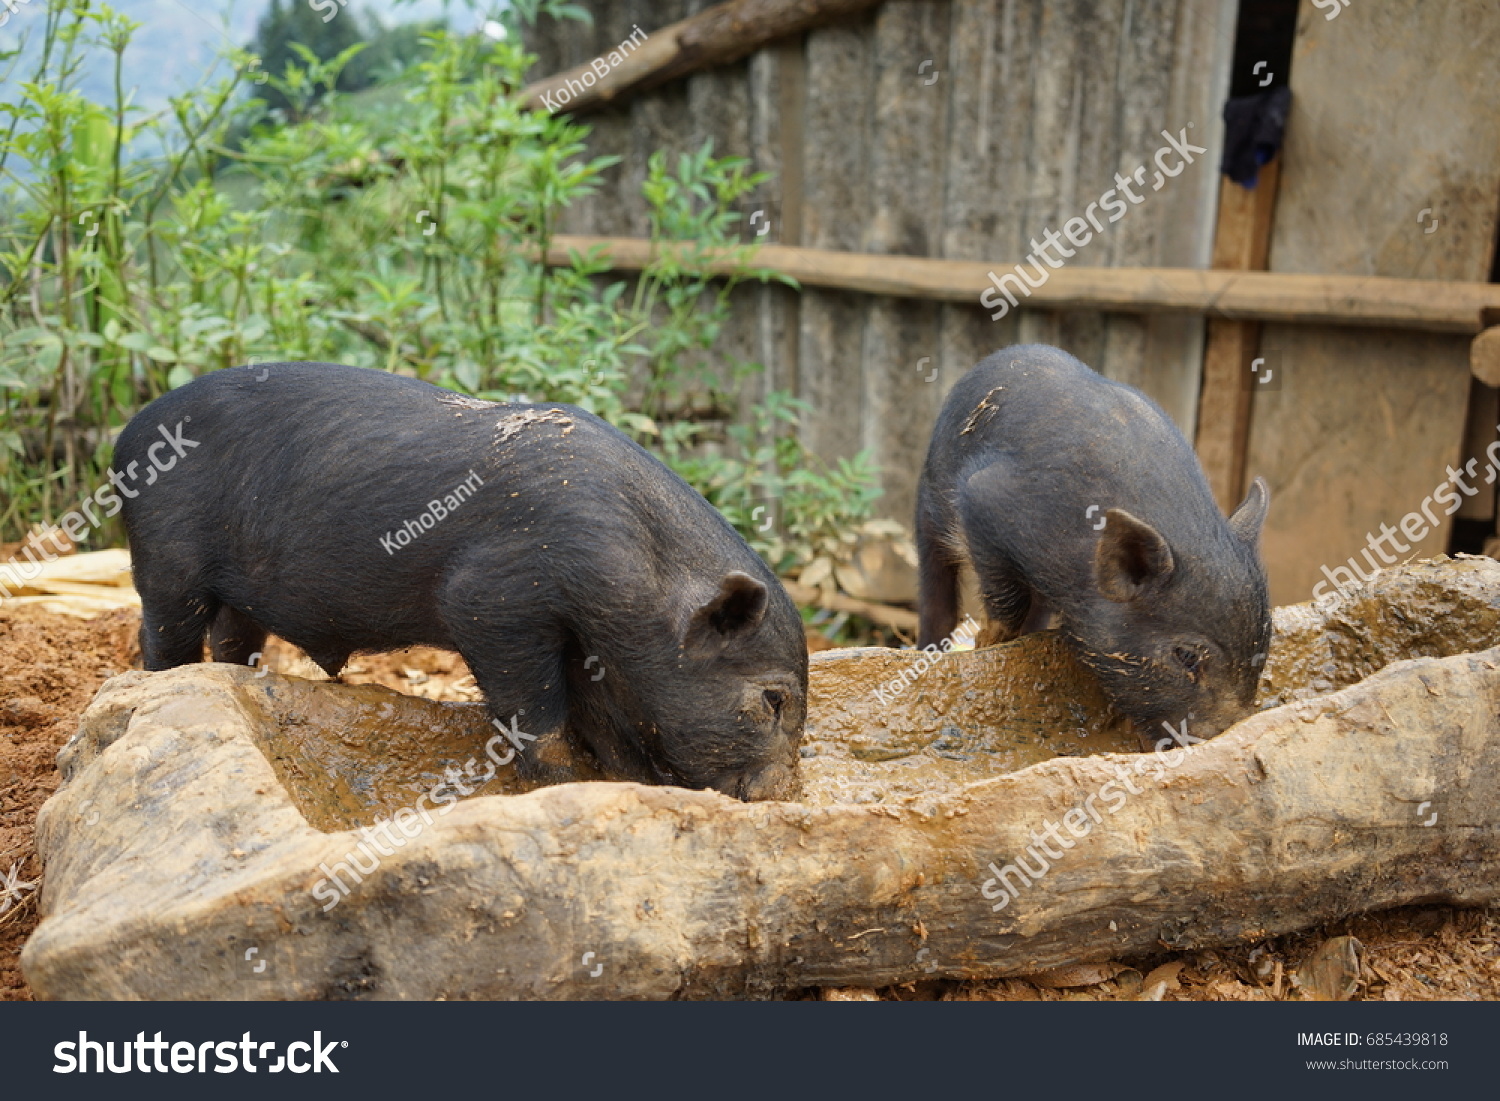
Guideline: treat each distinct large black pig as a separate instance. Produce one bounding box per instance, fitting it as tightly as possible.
[115,362,806,800]
[916,345,1270,743]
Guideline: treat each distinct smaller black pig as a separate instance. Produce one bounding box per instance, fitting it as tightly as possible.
[114,362,806,801]
[916,345,1270,743]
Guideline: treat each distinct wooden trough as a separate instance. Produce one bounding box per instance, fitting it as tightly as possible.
[20,557,1500,999]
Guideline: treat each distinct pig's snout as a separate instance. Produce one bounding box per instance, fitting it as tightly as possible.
[1189,701,1255,742]
[715,739,802,802]
[729,761,801,802]
[1137,699,1254,752]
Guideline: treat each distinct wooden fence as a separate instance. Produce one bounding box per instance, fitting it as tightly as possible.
[525,0,1500,606]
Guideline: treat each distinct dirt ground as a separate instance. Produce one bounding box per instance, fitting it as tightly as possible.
[2,606,1497,1002]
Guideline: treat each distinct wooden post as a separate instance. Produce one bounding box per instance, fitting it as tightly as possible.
[1195,158,1281,512]
[1457,380,1499,522]
[1473,325,1500,537]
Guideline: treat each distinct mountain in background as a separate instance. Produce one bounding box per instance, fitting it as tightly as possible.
[1,0,458,115]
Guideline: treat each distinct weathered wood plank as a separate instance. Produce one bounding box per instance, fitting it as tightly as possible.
[797,18,876,465]
[1245,0,1500,604]
[858,1,953,534]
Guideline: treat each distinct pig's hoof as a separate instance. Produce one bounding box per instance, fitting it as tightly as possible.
[975,621,1010,649]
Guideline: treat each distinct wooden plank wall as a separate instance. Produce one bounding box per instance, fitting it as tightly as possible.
[1244,0,1500,605]
[525,0,1237,584]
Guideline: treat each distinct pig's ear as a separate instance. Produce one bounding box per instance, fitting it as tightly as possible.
[1095,510,1175,603]
[1229,476,1270,545]
[684,571,768,655]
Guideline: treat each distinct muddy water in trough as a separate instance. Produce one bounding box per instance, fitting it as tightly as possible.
[800,555,1500,809]
[254,630,1133,828]
[797,632,1137,808]
[252,555,1500,829]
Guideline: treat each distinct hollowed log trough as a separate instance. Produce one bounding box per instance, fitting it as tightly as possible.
[21,557,1500,999]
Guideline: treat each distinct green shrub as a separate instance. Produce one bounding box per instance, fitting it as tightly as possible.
[0,0,884,591]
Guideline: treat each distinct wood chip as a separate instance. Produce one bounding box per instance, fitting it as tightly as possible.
[1021,961,1128,989]
[1296,935,1364,1001]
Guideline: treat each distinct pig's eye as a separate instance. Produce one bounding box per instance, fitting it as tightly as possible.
[763,688,787,717]
[1172,646,1203,679]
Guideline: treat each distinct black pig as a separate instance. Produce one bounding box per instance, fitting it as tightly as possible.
[916,345,1270,743]
[115,362,806,801]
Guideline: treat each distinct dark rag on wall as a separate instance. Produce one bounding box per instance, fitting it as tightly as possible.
[1220,85,1292,188]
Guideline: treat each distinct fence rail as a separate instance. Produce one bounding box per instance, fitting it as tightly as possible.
[546,235,1500,334]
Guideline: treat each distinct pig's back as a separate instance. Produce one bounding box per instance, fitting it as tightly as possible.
[116,362,776,637]
[929,346,1240,584]
[118,362,676,534]
[939,347,1214,508]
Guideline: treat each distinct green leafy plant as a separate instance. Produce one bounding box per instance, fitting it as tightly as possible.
[0,0,885,598]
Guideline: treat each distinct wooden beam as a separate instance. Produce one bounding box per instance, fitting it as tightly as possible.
[523,0,890,115]
[545,234,1500,334]
[782,580,918,634]
[1195,159,1282,511]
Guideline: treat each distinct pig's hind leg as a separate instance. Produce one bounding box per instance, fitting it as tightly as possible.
[208,605,269,666]
[138,591,219,670]
[131,539,224,669]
